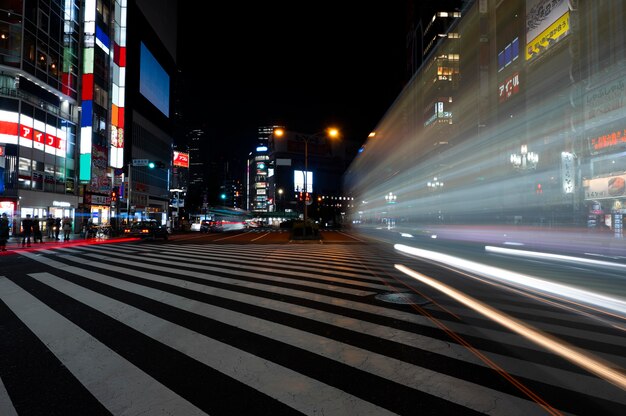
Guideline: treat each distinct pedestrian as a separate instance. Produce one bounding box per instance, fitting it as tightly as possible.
[21,214,34,247]
[62,217,72,241]
[0,213,9,251]
[32,215,44,243]
[54,217,61,240]
[46,215,55,238]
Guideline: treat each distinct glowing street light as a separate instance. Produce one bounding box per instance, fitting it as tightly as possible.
[273,127,340,236]
[510,144,539,170]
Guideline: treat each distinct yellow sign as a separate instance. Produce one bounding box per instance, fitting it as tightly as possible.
[526,11,570,61]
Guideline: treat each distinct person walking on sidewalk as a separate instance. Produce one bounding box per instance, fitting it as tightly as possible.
[54,217,61,240]
[0,213,9,251]
[32,215,44,243]
[62,217,72,241]
[46,215,55,238]
[21,214,34,247]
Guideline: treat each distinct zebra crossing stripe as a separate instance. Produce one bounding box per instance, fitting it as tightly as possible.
[0,276,206,416]
[75,248,382,295]
[23,252,552,414]
[28,271,398,416]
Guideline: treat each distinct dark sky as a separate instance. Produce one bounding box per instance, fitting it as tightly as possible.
[179,2,408,158]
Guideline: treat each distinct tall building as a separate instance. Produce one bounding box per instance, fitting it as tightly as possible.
[348,0,626,231]
[246,125,282,213]
[186,127,206,211]
[0,0,81,233]
[0,0,178,234]
[122,0,177,224]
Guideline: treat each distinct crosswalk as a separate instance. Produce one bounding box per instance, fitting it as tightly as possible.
[1,242,625,415]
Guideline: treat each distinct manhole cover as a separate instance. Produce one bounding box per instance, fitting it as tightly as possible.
[375,292,430,305]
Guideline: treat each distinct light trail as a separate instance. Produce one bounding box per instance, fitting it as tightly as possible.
[395,263,626,391]
[395,244,626,316]
[486,245,626,270]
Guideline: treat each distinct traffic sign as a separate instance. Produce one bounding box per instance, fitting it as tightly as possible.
[132,159,149,166]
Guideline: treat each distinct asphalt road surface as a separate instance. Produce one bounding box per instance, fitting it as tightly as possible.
[1,228,625,415]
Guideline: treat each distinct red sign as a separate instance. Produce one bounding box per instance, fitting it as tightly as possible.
[498,72,520,103]
[173,151,189,168]
[19,125,33,139]
[34,130,44,144]
[591,129,626,151]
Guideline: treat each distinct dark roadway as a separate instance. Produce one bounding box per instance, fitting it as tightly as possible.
[0,227,625,415]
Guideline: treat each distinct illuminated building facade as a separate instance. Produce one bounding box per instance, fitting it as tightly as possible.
[79,0,127,225]
[247,125,281,213]
[346,0,626,234]
[0,0,177,234]
[0,0,80,233]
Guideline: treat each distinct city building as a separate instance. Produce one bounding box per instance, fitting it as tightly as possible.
[246,125,282,213]
[0,0,81,235]
[0,0,178,236]
[347,0,626,236]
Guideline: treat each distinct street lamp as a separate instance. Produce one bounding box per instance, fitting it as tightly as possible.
[385,192,397,229]
[510,144,538,170]
[277,188,284,212]
[427,177,444,222]
[273,127,340,236]
[427,177,444,190]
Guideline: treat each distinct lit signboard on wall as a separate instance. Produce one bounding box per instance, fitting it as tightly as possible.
[173,151,189,168]
[498,72,520,102]
[294,170,313,193]
[526,0,570,61]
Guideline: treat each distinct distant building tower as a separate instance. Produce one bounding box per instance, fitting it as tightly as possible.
[246,125,283,213]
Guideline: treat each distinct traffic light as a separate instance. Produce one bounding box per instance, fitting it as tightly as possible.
[148,161,166,169]
[111,190,117,202]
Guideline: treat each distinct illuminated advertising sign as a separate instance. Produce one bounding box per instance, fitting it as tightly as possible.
[585,175,626,200]
[294,170,313,193]
[526,0,570,61]
[498,72,520,103]
[0,111,65,153]
[173,151,189,168]
[589,128,626,153]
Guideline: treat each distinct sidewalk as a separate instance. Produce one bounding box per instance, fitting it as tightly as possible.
[1,233,120,255]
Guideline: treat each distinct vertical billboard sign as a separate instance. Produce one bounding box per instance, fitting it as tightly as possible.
[526,0,570,61]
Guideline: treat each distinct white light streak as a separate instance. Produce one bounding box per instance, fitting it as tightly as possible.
[394,263,626,391]
[394,243,626,316]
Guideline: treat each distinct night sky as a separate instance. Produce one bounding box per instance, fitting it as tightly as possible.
[178,2,408,159]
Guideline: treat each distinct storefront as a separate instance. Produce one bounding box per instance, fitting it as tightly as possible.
[83,193,112,225]
[16,190,79,235]
[584,175,625,237]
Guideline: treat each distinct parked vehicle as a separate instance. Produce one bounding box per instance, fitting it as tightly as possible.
[123,220,169,240]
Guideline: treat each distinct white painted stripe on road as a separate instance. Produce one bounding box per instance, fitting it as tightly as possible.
[0,277,206,416]
[31,250,613,401]
[60,255,619,399]
[140,248,385,284]
[76,247,383,294]
[60,248,569,355]
[29,272,395,416]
